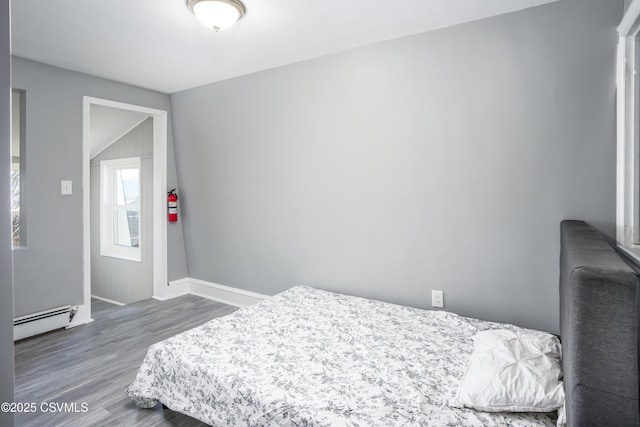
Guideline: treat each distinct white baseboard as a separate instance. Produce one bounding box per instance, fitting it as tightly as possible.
[157,278,190,301]
[188,279,269,307]
[162,278,269,308]
[91,294,125,306]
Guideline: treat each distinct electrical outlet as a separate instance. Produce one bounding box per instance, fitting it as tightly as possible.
[432,290,444,308]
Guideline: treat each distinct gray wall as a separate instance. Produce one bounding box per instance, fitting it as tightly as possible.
[11,57,188,317]
[0,0,14,423]
[171,0,622,334]
[91,118,153,304]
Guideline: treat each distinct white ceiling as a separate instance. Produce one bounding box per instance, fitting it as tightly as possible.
[89,105,150,159]
[11,0,557,94]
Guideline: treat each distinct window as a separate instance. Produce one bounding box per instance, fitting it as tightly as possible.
[11,89,26,248]
[617,5,640,260]
[100,157,141,262]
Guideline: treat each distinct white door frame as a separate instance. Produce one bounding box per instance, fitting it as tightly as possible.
[71,96,168,327]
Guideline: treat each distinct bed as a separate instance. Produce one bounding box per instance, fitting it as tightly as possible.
[127,220,640,426]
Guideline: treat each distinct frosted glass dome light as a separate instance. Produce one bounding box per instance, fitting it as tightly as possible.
[188,0,246,31]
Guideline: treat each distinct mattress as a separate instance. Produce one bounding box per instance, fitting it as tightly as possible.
[127,286,557,426]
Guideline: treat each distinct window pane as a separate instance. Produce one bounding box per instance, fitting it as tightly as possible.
[11,170,19,247]
[113,210,130,247]
[115,168,139,207]
[113,210,139,248]
[127,210,140,248]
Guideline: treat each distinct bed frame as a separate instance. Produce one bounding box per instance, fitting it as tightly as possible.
[560,220,640,426]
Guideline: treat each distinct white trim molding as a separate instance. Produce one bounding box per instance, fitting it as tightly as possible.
[79,96,169,327]
[90,295,126,307]
[189,279,268,307]
[67,311,94,329]
[160,278,269,308]
[619,0,640,36]
[156,277,190,301]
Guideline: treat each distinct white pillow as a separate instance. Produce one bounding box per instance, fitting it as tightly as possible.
[453,329,565,413]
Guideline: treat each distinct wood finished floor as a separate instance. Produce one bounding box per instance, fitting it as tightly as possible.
[14,295,238,426]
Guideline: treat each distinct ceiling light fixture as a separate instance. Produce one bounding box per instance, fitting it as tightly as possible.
[187,0,246,32]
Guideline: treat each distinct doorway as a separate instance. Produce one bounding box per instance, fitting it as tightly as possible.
[72,97,168,326]
[90,107,152,305]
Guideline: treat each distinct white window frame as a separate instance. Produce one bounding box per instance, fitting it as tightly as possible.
[617,0,640,261]
[100,157,142,262]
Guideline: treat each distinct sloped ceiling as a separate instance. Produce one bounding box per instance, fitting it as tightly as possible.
[11,0,557,94]
[89,105,150,159]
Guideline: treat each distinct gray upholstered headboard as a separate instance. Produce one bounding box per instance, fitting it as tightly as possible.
[560,220,639,426]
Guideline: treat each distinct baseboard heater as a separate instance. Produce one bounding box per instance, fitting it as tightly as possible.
[14,305,72,341]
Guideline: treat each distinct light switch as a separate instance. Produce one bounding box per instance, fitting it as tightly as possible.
[61,180,72,195]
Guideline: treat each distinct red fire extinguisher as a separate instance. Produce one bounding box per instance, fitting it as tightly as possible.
[168,189,178,223]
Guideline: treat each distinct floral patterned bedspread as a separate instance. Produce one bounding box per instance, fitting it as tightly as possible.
[126,286,556,426]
